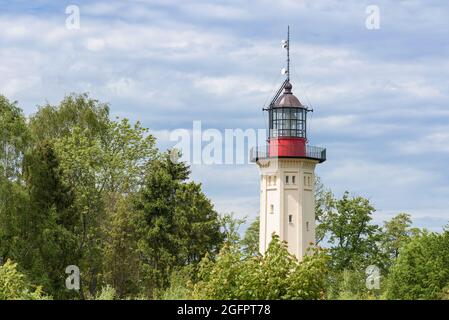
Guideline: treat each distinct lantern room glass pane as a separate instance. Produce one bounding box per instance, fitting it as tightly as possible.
[270,107,306,138]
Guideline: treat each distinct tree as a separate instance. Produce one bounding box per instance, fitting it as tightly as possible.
[326,192,382,271]
[314,177,334,245]
[29,93,110,143]
[241,217,259,257]
[386,231,449,300]
[27,93,157,297]
[322,192,385,299]
[0,95,29,181]
[101,196,140,298]
[0,96,30,264]
[219,212,245,246]
[174,182,223,264]
[380,213,420,269]
[0,181,30,272]
[134,152,223,297]
[20,142,79,298]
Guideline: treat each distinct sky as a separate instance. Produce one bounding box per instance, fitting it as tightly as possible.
[1,0,448,231]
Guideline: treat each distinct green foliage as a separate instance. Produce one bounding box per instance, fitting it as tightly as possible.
[241,217,259,257]
[95,285,117,300]
[0,260,51,300]
[439,284,449,300]
[135,152,223,297]
[379,213,420,270]
[326,268,382,300]
[325,192,382,271]
[101,195,140,298]
[0,95,29,181]
[30,94,157,297]
[192,235,329,300]
[386,231,449,300]
[219,212,246,246]
[29,93,110,142]
[314,187,392,300]
[0,96,31,267]
[191,244,243,300]
[158,267,193,300]
[21,142,79,298]
[1,93,163,299]
[314,176,334,245]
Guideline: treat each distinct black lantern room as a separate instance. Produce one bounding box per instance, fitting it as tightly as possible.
[269,81,308,139]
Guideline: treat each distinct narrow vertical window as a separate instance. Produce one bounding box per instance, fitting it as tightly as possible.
[270,204,274,214]
[285,175,289,184]
[292,175,296,184]
[289,214,293,224]
[306,221,310,231]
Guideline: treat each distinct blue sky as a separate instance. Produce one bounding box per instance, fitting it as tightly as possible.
[1,0,448,231]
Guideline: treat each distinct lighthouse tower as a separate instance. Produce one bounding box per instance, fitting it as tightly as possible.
[250,27,326,259]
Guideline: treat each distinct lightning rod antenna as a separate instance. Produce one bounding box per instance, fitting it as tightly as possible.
[287,25,290,81]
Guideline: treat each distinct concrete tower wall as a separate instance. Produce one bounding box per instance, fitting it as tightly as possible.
[258,158,317,259]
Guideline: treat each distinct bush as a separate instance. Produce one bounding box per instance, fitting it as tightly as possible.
[158,267,193,300]
[95,285,117,300]
[0,260,51,300]
[439,284,449,300]
[191,235,329,300]
[326,268,381,300]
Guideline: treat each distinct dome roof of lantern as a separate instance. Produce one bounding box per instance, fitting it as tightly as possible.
[274,81,303,108]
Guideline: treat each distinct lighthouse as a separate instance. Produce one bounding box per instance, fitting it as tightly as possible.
[250,27,326,259]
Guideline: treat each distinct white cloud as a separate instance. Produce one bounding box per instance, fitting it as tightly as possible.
[181,3,250,21]
[396,128,449,155]
[191,75,273,96]
[85,37,106,51]
[212,195,259,219]
[325,159,436,191]
[313,115,357,128]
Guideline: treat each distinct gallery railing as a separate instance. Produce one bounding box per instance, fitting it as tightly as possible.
[250,145,326,163]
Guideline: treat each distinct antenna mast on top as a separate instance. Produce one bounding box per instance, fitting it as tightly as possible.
[286,25,290,81]
[265,26,292,110]
[280,26,290,80]
[264,26,313,112]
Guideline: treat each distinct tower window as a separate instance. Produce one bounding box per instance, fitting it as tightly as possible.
[304,174,312,187]
[306,221,310,231]
[288,214,293,224]
[292,176,296,184]
[285,175,289,184]
[268,176,271,185]
[270,204,274,214]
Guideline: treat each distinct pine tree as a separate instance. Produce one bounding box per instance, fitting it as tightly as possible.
[134,152,222,297]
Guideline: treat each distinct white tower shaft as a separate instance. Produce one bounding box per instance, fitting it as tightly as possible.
[258,158,317,259]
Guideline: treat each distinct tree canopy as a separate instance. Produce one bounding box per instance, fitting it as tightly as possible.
[0,94,224,299]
